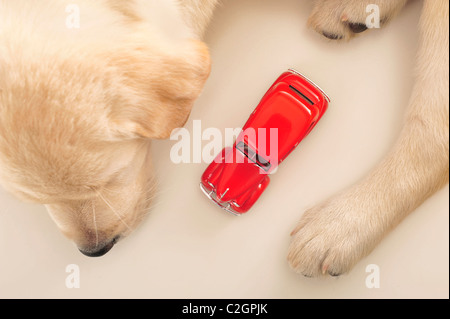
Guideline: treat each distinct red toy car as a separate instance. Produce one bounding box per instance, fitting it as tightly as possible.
[200,69,330,215]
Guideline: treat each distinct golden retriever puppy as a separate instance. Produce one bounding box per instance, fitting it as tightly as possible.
[0,0,448,278]
[0,0,211,256]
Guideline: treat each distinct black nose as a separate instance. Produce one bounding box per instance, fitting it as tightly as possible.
[79,237,118,257]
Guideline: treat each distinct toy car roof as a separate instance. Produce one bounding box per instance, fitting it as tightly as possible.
[236,69,329,170]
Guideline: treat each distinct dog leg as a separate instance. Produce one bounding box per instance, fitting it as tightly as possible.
[287,0,449,277]
[308,0,409,40]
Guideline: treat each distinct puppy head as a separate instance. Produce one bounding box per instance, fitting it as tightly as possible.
[0,35,210,256]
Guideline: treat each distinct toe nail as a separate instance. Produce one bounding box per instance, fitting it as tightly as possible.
[322,31,343,40]
[348,22,368,33]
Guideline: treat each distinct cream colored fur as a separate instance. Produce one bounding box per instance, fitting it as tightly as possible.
[0,0,211,255]
[288,0,449,276]
[0,0,448,273]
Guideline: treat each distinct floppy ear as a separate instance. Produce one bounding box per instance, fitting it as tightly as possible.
[108,39,211,139]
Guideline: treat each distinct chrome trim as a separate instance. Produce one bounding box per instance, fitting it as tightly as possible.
[231,200,241,208]
[288,68,331,103]
[199,183,240,216]
[219,188,229,200]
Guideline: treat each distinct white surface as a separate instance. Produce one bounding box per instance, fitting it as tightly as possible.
[0,0,448,298]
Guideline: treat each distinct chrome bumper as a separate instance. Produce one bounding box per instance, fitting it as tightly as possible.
[199,183,240,216]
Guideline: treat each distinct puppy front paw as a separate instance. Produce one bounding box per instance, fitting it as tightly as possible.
[287,189,386,277]
[307,0,409,41]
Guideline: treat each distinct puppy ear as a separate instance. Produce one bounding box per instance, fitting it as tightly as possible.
[108,39,211,139]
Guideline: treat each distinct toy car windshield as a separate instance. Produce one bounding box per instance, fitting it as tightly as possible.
[236,141,272,171]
